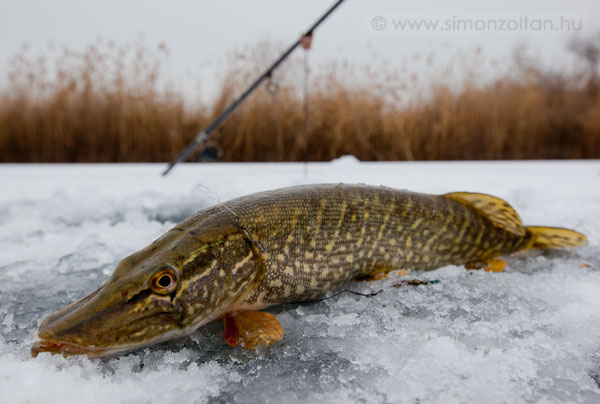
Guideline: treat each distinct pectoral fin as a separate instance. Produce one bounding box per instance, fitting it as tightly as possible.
[466,258,507,273]
[223,311,284,349]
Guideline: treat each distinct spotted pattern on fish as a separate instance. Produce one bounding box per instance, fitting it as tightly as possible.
[174,184,526,310]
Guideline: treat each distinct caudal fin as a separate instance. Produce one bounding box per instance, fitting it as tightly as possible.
[523,226,587,250]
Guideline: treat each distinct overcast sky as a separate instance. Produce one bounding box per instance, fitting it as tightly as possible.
[1,0,598,100]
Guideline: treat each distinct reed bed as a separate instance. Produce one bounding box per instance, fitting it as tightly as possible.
[0,41,598,162]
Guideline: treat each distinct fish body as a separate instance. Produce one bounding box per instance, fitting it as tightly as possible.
[194,184,524,308]
[32,184,587,357]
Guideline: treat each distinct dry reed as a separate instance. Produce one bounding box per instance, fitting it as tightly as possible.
[0,40,598,162]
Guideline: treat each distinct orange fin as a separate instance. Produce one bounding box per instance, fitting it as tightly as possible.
[466,258,507,273]
[356,269,412,282]
[223,311,283,350]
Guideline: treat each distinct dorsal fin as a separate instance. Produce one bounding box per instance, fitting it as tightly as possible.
[444,192,525,236]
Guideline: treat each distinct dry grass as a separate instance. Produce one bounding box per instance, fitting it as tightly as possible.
[0,41,599,162]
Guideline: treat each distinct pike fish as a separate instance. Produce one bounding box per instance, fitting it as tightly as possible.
[32,184,587,357]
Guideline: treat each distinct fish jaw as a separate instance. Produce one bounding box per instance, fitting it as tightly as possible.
[31,326,195,358]
[31,339,109,358]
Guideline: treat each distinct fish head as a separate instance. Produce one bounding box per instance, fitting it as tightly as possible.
[32,222,260,358]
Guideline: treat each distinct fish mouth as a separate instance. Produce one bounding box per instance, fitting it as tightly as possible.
[31,323,193,358]
[31,339,109,358]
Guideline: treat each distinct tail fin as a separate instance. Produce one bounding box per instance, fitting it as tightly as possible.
[523,226,587,250]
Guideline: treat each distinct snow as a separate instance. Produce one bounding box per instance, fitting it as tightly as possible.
[0,159,599,404]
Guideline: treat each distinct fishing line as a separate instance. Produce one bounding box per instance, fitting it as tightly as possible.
[196,184,267,254]
[306,279,439,305]
[301,33,312,179]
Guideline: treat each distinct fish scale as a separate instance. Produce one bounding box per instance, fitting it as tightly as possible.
[207,184,521,308]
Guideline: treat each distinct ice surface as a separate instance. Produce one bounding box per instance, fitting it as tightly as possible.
[0,159,599,403]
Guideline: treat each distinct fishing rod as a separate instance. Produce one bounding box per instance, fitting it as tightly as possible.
[162,0,347,176]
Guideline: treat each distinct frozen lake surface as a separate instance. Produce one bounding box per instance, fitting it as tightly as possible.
[0,159,599,403]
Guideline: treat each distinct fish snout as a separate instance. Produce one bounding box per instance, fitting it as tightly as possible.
[32,283,184,357]
[37,286,103,341]
[32,287,116,357]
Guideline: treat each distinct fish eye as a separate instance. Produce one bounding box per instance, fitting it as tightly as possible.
[150,267,179,294]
